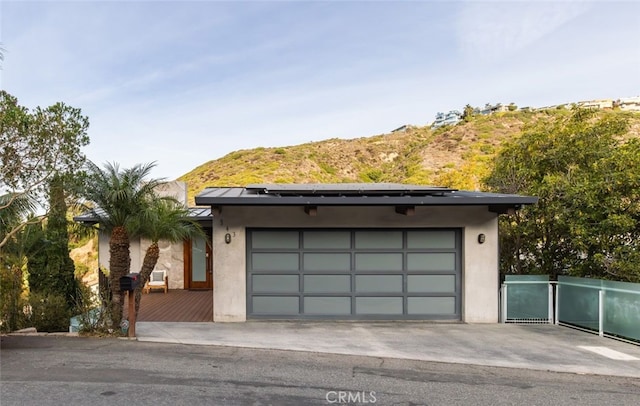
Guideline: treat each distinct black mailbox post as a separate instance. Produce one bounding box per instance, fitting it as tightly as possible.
[120,273,140,338]
[120,273,140,291]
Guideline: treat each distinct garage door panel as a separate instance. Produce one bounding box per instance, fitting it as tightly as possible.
[252,231,299,249]
[303,253,351,271]
[355,275,403,293]
[356,297,403,315]
[407,297,456,315]
[407,230,456,249]
[407,275,456,293]
[355,253,403,271]
[303,231,350,249]
[355,231,403,249]
[252,253,299,271]
[304,297,351,315]
[304,275,351,293]
[253,296,299,314]
[252,275,299,292]
[407,253,456,271]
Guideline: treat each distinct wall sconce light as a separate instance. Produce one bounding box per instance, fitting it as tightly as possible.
[225,233,232,244]
[477,233,486,244]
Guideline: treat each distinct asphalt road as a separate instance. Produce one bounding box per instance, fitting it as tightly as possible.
[1,335,639,406]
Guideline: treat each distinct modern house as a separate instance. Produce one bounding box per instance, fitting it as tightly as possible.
[431,111,462,129]
[391,124,411,133]
[479,103,509,115]
[77,182,537,323]
[194,183,537,323]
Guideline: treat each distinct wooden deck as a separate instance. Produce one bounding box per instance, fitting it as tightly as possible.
[125,289,213,322]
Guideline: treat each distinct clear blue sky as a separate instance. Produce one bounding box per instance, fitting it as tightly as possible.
[2,1,639,180]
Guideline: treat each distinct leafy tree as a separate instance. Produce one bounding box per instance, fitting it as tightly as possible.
[462,104,475,122]
[0,91,89,250]
[0,194,39,332]
[131,198,203,318]
[81,162,164,327]
[485,109,640,282]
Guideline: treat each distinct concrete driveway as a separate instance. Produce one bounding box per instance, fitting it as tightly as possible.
[135,322,640,378]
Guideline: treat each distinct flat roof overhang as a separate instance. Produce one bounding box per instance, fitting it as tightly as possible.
[195,184,538,213]
[73,207,213,225]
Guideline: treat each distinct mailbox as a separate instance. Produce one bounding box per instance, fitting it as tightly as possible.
[120,273,140,291]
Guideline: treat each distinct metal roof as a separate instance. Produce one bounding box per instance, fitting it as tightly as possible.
[195,184,538,208]
[73,206,213,224]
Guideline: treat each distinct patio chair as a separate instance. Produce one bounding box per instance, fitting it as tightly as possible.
[144,270,168,294]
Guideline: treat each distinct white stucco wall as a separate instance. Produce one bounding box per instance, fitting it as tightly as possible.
[95,181,188,288]
[97,231,140,277]
[97,235,184,289]
[210,205,500,323]
[155,180,188,205]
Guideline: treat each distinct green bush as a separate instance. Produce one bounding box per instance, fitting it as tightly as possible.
[27,292,72,332]
[0,265,29,333]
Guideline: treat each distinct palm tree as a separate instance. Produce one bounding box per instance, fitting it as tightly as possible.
[0,193,39,332]
[82,161,163,327]
[0,192,39,251]
[131,198,204,318]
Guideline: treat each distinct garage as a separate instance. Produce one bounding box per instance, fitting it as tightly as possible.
[195,183,536,323]
[247,228,461,320]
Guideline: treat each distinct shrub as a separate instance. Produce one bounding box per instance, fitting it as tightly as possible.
[27,292,72,332]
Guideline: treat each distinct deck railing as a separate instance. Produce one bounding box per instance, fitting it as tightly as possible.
[501,275,640,344]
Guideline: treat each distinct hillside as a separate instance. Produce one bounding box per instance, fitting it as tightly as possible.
[179,109,640,205]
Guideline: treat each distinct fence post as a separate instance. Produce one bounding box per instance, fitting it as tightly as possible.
[554,282,559,325]
[501,284,507,323]
[598,289,604,337]
[548,283,554,324]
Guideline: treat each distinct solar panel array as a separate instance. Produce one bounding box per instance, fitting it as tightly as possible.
[246,183,456,196]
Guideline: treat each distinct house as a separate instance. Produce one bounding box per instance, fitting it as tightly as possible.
[76,182,537,323]
[479,103,509,115]
[617,96,640,112]
[194,183,537,323]
[391,125,410,133]
[74,181,214,291]
[431,111,462,129]
[577,99,614,110]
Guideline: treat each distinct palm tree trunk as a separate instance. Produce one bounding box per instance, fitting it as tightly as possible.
[109,225,130,328]
[134,242,160,319]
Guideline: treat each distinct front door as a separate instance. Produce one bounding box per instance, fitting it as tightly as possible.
[184,235,213,290]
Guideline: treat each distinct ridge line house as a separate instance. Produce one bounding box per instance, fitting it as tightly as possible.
[76,182,536,323]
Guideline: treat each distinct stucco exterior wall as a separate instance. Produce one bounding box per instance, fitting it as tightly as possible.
[211,205,499,323]
[155,180,188,205]
[139,238,185,289]
[95,181,188,288]
[97,235,185,289]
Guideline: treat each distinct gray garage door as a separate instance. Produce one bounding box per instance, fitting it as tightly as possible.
[247,229,461,320]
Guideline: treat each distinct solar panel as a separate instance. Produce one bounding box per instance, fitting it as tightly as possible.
[246,183,456,196]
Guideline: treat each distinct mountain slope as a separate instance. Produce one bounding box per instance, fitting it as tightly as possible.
[179,109,640,205]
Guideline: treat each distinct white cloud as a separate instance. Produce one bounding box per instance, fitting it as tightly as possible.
[455,1,591,63]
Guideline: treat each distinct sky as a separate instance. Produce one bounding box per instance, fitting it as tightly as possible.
[2,0,639,181]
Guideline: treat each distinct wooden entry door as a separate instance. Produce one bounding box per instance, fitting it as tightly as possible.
[184,236,213,290]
